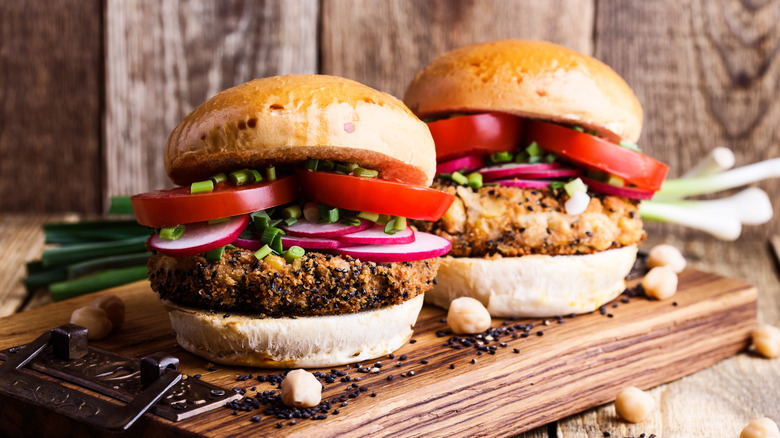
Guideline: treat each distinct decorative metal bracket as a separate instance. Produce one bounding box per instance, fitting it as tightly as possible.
[0,324,240,431]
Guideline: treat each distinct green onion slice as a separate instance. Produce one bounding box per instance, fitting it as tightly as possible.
[266,166,277,181]
[318,204,339,223]
[451,171,468,186]
[190,180,214,194]
[305,159,319,171]
[229,169,252,185]
[467,172,483,190]
[282,205,302,219]
[254,245,272,260]
[210,173,228,184]
[205,246,225,261]
[282,245,305,263]
[357,211,379,222]
[159,225,184,240]
[353,167,379,178]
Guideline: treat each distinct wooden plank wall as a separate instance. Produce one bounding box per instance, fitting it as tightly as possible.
[1,0,778,240]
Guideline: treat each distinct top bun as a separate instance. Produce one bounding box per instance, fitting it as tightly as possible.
[404,40,643,143]
[166,75,436,186]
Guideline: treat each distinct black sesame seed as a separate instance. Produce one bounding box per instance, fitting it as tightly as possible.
[513,348,520,354]
[409,339,417,344]
[536,331,544,336]
[471,359,477,364]
[450,364,455,369]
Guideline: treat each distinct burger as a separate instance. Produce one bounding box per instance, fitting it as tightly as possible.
[130,75,454,367]
[404,40,668,317]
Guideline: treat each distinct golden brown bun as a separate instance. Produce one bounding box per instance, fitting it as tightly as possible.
[163,294,424,368]
[404,40,643,143]
[166,75,436,186]
[426,246,637,318]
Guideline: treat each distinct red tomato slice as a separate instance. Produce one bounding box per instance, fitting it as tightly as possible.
[297,171,455,221]
[427,113,523,161]
[523,121,668,191]
[131,175,298,227]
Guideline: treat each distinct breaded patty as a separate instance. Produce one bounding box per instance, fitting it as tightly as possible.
[148,247,439,317]
[414,181,645,257]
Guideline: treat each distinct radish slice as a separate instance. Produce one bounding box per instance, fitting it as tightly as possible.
[581,177,655,200]
[337,232,451,263]
[493,179,558,189]
[232,237,263,251]
[482,166,581,181]
[281,218,372,238]
[281,235,344,250]
[436,155,486,175]
[338,224,415,245]
[150,215,249,257]
[478,163,561,180]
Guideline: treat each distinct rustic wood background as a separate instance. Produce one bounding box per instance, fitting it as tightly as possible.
[1,0,779,242]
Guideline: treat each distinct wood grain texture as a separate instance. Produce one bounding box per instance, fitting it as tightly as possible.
[0,0,103,214]
[320,0,595,100]
[595,0,780,240]
[557,236,780,437]
[104,0,319,203]
[0,268,756,437]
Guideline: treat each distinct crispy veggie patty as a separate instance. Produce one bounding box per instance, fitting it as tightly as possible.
[148,247,439,317]
[414,181,645,257]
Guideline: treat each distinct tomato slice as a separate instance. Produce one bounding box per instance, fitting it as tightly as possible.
[297,171,455,221]
[131,175,298,227]
[523,121,668,191]
[427,113,523,161]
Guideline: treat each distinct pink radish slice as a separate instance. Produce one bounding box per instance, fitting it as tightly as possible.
[150,215,249,258]
[232,237,263,251]
[436,155,486,175]
[338,224,415,245]
[281,235,344,250]
[581,177,655,200]
[478,162,561,180]
[281,219,372,238]
[493,179,558,189]
[337,232,451,263]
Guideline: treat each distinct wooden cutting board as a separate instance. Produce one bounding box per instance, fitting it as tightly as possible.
[0,269,757,437]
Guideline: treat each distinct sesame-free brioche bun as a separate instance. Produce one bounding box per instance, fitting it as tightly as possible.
[427,246,638,318]
[166,75,436,186]
[163,294,424,368]
[404,40,643,143]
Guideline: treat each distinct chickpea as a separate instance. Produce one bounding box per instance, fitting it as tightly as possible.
[641,266,678,300]
[615,386,655,423]
[280,369,322,408]
[92,294,125,329]
[447,297,492,335]
[70,306,113,340]
[752,325,780,358]
[740,418,780,438]
[647,244,686,273]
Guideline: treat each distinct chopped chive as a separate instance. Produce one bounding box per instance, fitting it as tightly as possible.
[108,196,134,216]
[606,175,625,187]
[210,172,228,184]
[353,167,379,178]
[205,246,225,262]
[318,160,335,171]
[467,172,483,190]
[341,217,361,226]
[282,246,305,263]
[318,204,339,223]
[451,171,468,185]
[254,244,272,260]
[268,218,283,228]
[249,169,263,183]
[283,217,298,227]
[282,205,302,219]
[549,181,566,190]
[545,152,557,164]
[266,166,277,181]
[49,266,149,302]
[271,234,284,254]
[306,159,319,171]
[393,216,407,231]
[208,217,230,225]
[490,151,513,163]
[375,214,392,225]
[384,220,399,235]
[252,216,269,231]
[564,178,588,196]
[619,140,642,153]
[526,142,543,157]
[229,169,252,185]
[357,211,380,222]
[159,225,185,240]
[260,227,283,245]
[190,179,214,194]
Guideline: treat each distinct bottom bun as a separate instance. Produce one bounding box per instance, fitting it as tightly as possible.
[163,294,424,368]
[427,245,637,318]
